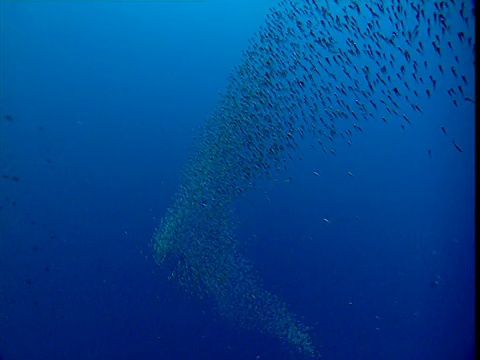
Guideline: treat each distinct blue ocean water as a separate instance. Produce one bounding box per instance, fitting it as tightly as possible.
[0,1,475,359]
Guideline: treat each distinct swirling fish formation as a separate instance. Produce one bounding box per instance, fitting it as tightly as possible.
[153,0,474,357]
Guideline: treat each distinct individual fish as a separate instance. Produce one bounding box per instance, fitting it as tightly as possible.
[452,139,463,152]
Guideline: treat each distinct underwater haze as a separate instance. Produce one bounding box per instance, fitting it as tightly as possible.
[0,0,475,359]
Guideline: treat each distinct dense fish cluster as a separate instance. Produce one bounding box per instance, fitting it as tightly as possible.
[153,0,475,357]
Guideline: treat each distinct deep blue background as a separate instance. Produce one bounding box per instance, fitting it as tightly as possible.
[0,1,475,359]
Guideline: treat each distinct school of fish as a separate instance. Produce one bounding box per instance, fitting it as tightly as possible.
[152,0,475,357]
